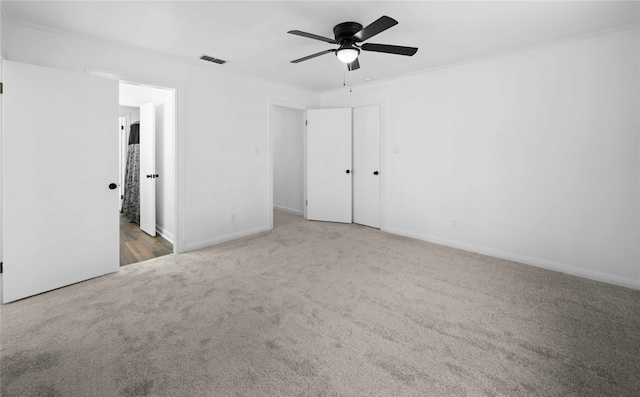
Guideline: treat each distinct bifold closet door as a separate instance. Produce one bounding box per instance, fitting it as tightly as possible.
[353,105,381,229]
[306,108,352,223]
[3,60,119,303]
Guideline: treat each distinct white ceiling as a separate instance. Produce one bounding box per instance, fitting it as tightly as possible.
[2,1,639,92]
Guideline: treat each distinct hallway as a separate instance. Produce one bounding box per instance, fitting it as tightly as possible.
[120,215,173,266]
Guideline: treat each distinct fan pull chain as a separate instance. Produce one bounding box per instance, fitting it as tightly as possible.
[342,64,353,93]
[349,66,353,93]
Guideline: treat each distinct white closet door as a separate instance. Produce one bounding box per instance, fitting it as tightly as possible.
[353,105,381,228]
[3,60,119,303]
[139,102,156,236]
[306,108,352,223]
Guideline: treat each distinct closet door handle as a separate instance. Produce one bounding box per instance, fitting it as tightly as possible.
[108,183,117,190]
[346,170,351,174]
[147,174,153,178]
[373,171,379,175]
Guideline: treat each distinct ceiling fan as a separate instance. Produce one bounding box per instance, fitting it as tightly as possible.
[288,15,418,71]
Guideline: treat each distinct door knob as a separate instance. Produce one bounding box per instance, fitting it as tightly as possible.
[108,183,117,190]
[346,170,351,174]
[373,171,379,175]
[147,174,153,178]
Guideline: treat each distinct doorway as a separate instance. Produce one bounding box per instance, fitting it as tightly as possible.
[270,101,308,228]
[272,105,305,215]
[2,62,183,303]
[119,83,176,265]
[304,105,382,228]
[269,102,383,230]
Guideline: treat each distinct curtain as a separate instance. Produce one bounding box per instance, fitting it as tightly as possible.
[122,122,140,223]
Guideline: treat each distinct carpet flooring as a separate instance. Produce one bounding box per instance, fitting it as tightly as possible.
[1,210,639,396]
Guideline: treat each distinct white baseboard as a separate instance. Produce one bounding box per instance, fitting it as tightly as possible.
[383,226,640,291]
[273,205,303,216]
[156,224,174,244]
[184,225,271,252]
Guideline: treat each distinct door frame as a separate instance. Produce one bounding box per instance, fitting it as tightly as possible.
[118,115,129,212]
[87,67,184,254]
[267,98,309,229]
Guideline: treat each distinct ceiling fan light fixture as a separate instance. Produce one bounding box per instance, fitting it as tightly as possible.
[336,47,360,63]
[289,16,418,69]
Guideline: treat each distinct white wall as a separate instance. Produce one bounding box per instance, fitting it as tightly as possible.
[2,20,321,253]
[3,18,637,290]
[272,106,304,215]
[323,26,640,289]
[119,106,140,123]
[120,84,175,243]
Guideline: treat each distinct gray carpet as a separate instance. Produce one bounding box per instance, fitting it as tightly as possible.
[1,211,639,397]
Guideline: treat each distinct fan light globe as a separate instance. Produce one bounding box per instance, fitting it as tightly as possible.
[336,48,359,63]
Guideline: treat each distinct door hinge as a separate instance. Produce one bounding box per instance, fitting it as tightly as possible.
[0,82,3,94]
[306,200,308,206]
[305,120,308,126]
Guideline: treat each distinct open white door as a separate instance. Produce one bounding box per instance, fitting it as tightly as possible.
[3,61,119,303]
[306,108,352,223]
[119,116,127,211]
[353,105,381,228]
[139,102,156,237]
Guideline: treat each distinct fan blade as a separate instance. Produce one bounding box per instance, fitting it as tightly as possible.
[291,49,336,63]
[353,16,398,42]
[348,58,360,71]
[361,43,418,56]
[288,30,338,44]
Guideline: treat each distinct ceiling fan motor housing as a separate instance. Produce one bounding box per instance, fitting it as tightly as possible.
[333,22,363,44]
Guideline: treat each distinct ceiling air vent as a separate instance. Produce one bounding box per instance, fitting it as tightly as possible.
[200,55,227,65]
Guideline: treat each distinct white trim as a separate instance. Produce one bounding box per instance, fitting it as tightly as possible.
[303,110,308,221]
[322,23,640,96]
[273,205,303,216]
[0,59,3,303]
[268,98,310,229]
[156,224,174,245]
[384,226,640,291]
[185,225,271,252]
[86,67,184,255]
[4,15,637,96]
[87,67,179,93]
[3,18,321,95]
[269,99,309,111]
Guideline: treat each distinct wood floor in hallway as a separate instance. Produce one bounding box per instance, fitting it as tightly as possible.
[120,215,173,266]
